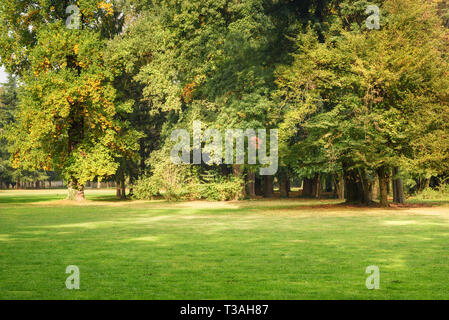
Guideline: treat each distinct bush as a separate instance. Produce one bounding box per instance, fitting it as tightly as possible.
[132,138,244,201]
[133,170,244,201]
[415,184,449,200]
[132,175,160,200]
[196,176,244,201]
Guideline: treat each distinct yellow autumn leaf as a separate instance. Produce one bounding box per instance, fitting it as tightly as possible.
[97,1,114,16]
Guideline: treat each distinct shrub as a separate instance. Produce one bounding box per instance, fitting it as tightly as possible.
[415,184,449,200]
[133,169,244,201]
[132,138,244,201]
[196,176,244,201]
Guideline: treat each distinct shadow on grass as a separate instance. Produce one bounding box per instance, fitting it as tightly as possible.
[0,194,65,204]
[0,190,122,204]
[86,195,127,202]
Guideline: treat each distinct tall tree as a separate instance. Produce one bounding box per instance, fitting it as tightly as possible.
[0,75,18,187]
[0,1,140,200]
[275,0,449,206]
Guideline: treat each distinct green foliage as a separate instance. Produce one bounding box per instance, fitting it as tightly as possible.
[2,0,449,202]
[0,76,17,185]
[132,143,244,201]
[415,184,449,201]
[133,172,244,201]
[194,175,244,201]
[275,0,449,179]
[1,1,141,192]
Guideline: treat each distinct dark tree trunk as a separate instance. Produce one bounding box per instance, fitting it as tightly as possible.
[302,177,316,198]
[255,175,263,196]
[279,169,289,198]
[377,166,390,207]
[279,180,289,198]
[129,175,136,197]
[263,175,274,198]
[302,178,311,197]
[246,171,256,198]
[120,177,126,200]
[325,175,333,192]
[221,164,230,176]
[392,167,405,204]
[116,177,121,198]
[360,169,372,204]
[312,175,321,199]
[343,166,364,204]
[118,165,126,200]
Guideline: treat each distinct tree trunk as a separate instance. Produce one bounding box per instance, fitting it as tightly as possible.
[67,177,85,201]
[263,175,274,198]
[279,180,289,198]
[116,177,121,198]
[255,175,263,196]
[312,175,321,199]
[360,169,372,205]
[246,171,256,198]
[325,175,333,192]
[377,166,390,207]
[302,178,311,197]
[302,177,316,198]
[232,164,246,199]
[392,167,405,204]
[343,166,364,204]
[129,174,136,197]
[120,178,126,200]
[334,174,345,200]
[221,164,230,176]
[279,169,289,198]
[371,176,379,201]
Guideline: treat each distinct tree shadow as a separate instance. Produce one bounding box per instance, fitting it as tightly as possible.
[0,194,65,204]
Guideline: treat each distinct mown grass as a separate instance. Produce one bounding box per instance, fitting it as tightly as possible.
[0,189,449,299]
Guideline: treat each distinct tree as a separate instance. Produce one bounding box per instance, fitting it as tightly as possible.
[0,1,140,200]
[0,74,18,188]
[275,0,449,206]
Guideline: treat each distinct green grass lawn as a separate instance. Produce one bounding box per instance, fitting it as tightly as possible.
[1,189,449,300]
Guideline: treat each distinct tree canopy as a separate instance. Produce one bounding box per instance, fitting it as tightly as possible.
[1,0,448,205]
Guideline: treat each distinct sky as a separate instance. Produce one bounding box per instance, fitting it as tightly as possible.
[0,66,8,84]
